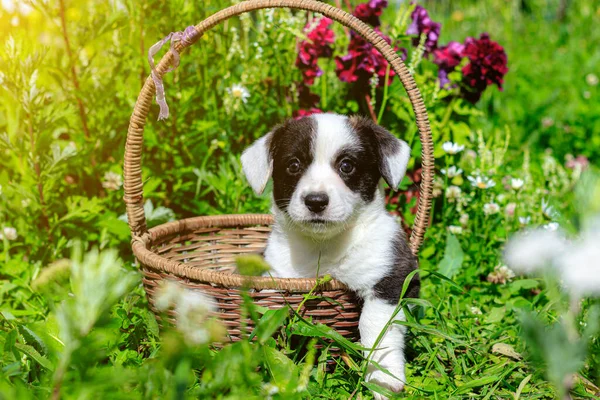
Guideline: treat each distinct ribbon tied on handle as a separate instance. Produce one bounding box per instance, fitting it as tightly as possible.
[148,26,199,120]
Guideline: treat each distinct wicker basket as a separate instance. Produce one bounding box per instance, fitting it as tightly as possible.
[123,0,434,344]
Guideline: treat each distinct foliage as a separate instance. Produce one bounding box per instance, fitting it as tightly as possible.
[0,0,599,399]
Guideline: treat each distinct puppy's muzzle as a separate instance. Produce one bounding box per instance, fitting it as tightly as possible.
[304,192,329,214]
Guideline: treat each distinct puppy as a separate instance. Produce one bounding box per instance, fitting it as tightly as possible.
[241,113,419,397]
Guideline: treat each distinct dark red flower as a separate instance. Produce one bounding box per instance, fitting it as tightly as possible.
[406,5,441,54]
[432,41,465,87]
[353,0,388,27]
[297,83,320,108]
[461,33,508,102]
[295,17,335,85]
[294,108,323,119]
[335,30,403,92]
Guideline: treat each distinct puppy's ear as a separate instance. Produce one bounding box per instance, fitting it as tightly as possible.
[241,132,273,195]
[377,130,411,191]
[350,117,411,191]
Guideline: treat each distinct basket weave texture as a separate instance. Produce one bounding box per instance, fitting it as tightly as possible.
[124,0,434,343]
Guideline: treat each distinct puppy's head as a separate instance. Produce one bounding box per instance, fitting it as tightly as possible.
[241,114,410,235]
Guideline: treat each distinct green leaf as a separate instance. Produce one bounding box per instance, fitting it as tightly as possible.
[14,343,54,371]
[486,307,506,324]
[262,346,299,390]
[453,375,501,394]
[509,279,539,293]
[290,320,364,356]
[438,232,464,279]
[251,307,289,344]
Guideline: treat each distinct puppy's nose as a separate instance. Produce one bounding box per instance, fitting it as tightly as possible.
[304,192,329,213]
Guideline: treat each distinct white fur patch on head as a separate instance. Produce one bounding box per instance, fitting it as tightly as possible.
[241,134,272,195]
[312,113,359,163]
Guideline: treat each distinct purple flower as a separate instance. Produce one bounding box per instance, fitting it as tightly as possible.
[433,41,465,87]
[461,33,508,102]
[407,5,441,54]
[353,0,388,27]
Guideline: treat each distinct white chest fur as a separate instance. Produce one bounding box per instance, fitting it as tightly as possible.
[263,192,399,298]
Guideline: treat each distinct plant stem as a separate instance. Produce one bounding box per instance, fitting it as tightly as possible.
[28,112,49,231]
[364,94,377,122]
[58,0,91,140]
[376,64,391,124]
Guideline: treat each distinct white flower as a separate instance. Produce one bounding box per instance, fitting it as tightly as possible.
[432,177,444,198]
[543,222,560,231]
[519,216,531,226]
[1,227,17,241]
[483,202,501,216]
[102,172,122,191]
[155,280,218,345]
[226,83,250,103]
[21,198,31,208]
[557,229,600,297]
[541,198,558,219]
[448,225,463,235]
[468,175,496,190]
[505,202,516,217]
[445,185,462,202]
[586,73,599,87]
[470,306,482,315]
[442,141,465,155]
[487,264,516,284]
[511,178,524,190]
[504,229,567,274]
[441,166,463,178]
[459,214,469,227]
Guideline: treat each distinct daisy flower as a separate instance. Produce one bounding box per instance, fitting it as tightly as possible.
[226,83,250,103]
[441,165,463,178]
[511,178,524,190]
[468,175,496,190]
[442,141,465,155]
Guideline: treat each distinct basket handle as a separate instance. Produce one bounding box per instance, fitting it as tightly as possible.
[123,0,434,255]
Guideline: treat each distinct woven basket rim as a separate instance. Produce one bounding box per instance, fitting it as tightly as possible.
[123,0,435,290]
[133,213,348,291]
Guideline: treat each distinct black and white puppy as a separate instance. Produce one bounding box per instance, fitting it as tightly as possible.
[241,113,419,397]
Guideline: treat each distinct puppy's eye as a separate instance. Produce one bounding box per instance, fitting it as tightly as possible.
[339,159,355,174]
[287,159,301,174]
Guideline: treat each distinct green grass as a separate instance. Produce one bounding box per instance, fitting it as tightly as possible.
[0,0,599,398]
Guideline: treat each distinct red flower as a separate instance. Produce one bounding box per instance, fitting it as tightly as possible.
[335,30,403,92]
[295,17,335,85]
[294,108,323,119]
[297,83,320,108]
[353,0,388,27]
[461,33,508,102]
[432,41,465,87]
[406,5,441,54]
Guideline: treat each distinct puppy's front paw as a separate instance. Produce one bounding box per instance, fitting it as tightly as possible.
[365,364,405,399]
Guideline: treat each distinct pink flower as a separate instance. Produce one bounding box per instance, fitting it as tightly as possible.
[461,33,508,102]
[406,4,441,54]
[433,41,465,87]
[565,155,589,171]
[294,108,323,119]
[295,17,335,85]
